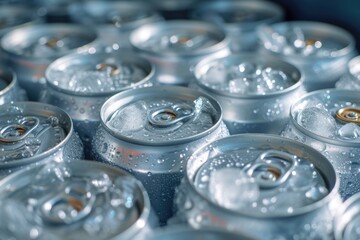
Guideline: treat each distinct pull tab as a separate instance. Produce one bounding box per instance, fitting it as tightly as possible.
[96,63,120,76]
[0,117,39,143]
[243,150,297,189]
[42,38,62,49]
[169,34,208,48]
[39,182,96,225]
[148,104,194,128]
[336,107,360,124]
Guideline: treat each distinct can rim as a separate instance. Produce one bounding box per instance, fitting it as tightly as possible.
[0,101,76,168]
[193,53,304,99]
[68,1,163,32]
[185,133,340,219]
[0,65,17,96]
[100,86,224,146]
[290,89,360,147]
[0,159,153,239]
[0,23,98,61]
[258,21,356,60]
[44,50,155,97]
[130,20,230,59]
[190,0,284,32]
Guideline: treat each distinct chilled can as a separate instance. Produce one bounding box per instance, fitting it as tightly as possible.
[190,0,283,53]
[334,192,360,240]
[130,20,230,86]
[336,55,360,90]
[148,226,253,240]
[258,21,356,92]
[41,50,154,159]
[0,101,83,179]
[92,86,229,224]
[191,53,305,134]
[0,159,157,239]
[0,65,27,104]
[0,23,98,101]
[69,1,163,48]
[281,89,360,199]
[174,134,340,239]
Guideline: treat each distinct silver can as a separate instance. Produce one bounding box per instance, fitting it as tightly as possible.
[192,53,305,134]
[0,65,27,104]
[41,50,154,159]
[0,101,83,179]
[0,23,98,101]
[281,89,360,199]
[336,55,360,90]
[92,86,229,224]
[258,21,356,92]
[69,1,163,48]
[0,159,157,240]
[190,0,284,53]
[175,134,340,240]
[334,192,360,240]
[130,20,230,86]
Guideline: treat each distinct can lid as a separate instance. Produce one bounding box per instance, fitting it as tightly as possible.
[0,102,72,166]
[0,5,36,32]
[101,86,223,146]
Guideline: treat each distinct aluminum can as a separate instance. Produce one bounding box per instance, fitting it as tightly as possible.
[69,1,163,48]
[147,226,253,240]
[174,134,340,240]
[0,24,98,101]
[130,20,231,86]
[258,21,356,92]
[190,0,283,53]
[0,65,27,104]
[41,50,154,159]
[281,89,360,200]
[191,53,305,134]
[32,0,75,23]
[334,192,360,240]
[0,159,157,240]
[336,55,360,90]
[0,101,83,179]
[92,86,229,225]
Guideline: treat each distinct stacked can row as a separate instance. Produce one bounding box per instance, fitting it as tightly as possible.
[1,0,360,239]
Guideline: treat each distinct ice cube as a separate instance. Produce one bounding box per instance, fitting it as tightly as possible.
[229,77,249,94]
[203,63,227,86]
[90,172,112,194]
[209,168,259,210]
[31,162,71,191]
[68,71,113,93]
[107,100,148,133]
[297,107,337,138]
[338,123,360,140]
[260,67,290,92]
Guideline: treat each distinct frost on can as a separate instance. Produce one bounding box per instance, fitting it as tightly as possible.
[69,1,163,48]
[334,192,360,240]
[258,21,356,92]
[282,89,360,200]
[174,134,340,240]
[147,226,253,240]
[0,65,27,105]
[190,0,283,53]
[92,86,229,224]
[0,102,83,179]
[0,160,157,240]
[41,50,154,159]
[130,20,230,86]
[336,55,360,90]
[0,24,98,101]
[192,53,305,134]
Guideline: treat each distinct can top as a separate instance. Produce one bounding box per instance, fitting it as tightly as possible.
[1,24,97,59]
[0,65,16,96]
[101,86,223,146]
[186,134,338,218]
[46,50,154,96]
[69,1,162,31]
[130,20,228,58]
[290,89,360,146]
[191,0,283,31]
[0,102,72,167]
[258,21,355,59]
[0,5,38,34]
[194,53,302,97]
[0,160,151,240]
